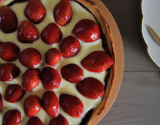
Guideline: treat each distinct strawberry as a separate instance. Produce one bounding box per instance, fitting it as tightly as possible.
[40,67,61,90]
[0,93,3,112]
[53,0,72,26]
[24,0,46,24]
[18,20,39,43]
[81,51,113,73]
[2,109,21,125]
[24,95,41,117]
[72,19,100,42]
[22,69,40,91]
[0,42,20,62]
[19,48,41,68]
[49,114,69,125]
[27,116,43,125]
[76,77,104,99]
[45,48,62,66]
[59,36,80,57]
[42,91,59,118]
[0,5,18,33]
[60,94,84,117]
[61,64,83,83]
[41,23,62,44]
[0,63,20,82]
[5,84,25,103]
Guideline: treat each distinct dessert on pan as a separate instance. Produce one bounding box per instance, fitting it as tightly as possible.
[0,0,123,124]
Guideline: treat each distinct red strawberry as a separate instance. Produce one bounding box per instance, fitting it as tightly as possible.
[0,42,20,62]
[22,69,40,91]
[24,0,46,24]
[53,0,72,26]
[18,20,39,43]
[0,63,20,82]
[42,91,59,118]
[72,19,100,42]
[76,77,104,99]
[60,94,84,117]
[24,95,41,117]
[81,51,113,73]
[61,64,83,83]
[49,114,69,125]
[0,5,18,33]
[27,116,43,125]
[59,36,80,57]
[2,109,21,125]
[0,93,3,112]
[5,84,25,103]
[45,48,62,66]
[19,48,41,68]
[41,23,62,44]
[40,67,61,90]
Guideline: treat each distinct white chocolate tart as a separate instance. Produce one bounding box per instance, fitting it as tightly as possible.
[0,0,124,125]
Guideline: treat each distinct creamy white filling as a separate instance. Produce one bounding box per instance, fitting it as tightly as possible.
[0,0,107,125]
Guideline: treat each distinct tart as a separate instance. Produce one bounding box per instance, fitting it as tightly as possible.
[0,0,124,125]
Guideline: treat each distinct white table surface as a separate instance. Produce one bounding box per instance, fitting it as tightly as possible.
[98,0,160,125]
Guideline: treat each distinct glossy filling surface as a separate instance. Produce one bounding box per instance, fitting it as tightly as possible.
[0,0,107,124]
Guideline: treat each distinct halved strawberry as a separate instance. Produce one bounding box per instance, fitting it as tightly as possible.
[72,19,100,42]
[0,42,20,62]
[18,20,39,43]
[0,63,20,82]
[49,114,69,125]
[76,77,104,99]
[5,84,25,103]
[42,91,59,118]
[60,94,84,117]
[2,109,21,125]
[24,0,46,24]
[45,48,62,66]
[24,95,41,117]
[53,0,72,26]
[61,63,83,83]
[0,5,18,33]
[0,93,3,112]
[59,36,80,57]
[19,48,41,68]
[40,67,61,90]
[22,69,40,91]
[27,116,43,125]
[81,51,113,73]
[41,23,62,45]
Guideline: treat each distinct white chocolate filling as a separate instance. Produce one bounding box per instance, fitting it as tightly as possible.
[0,0,107,125]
